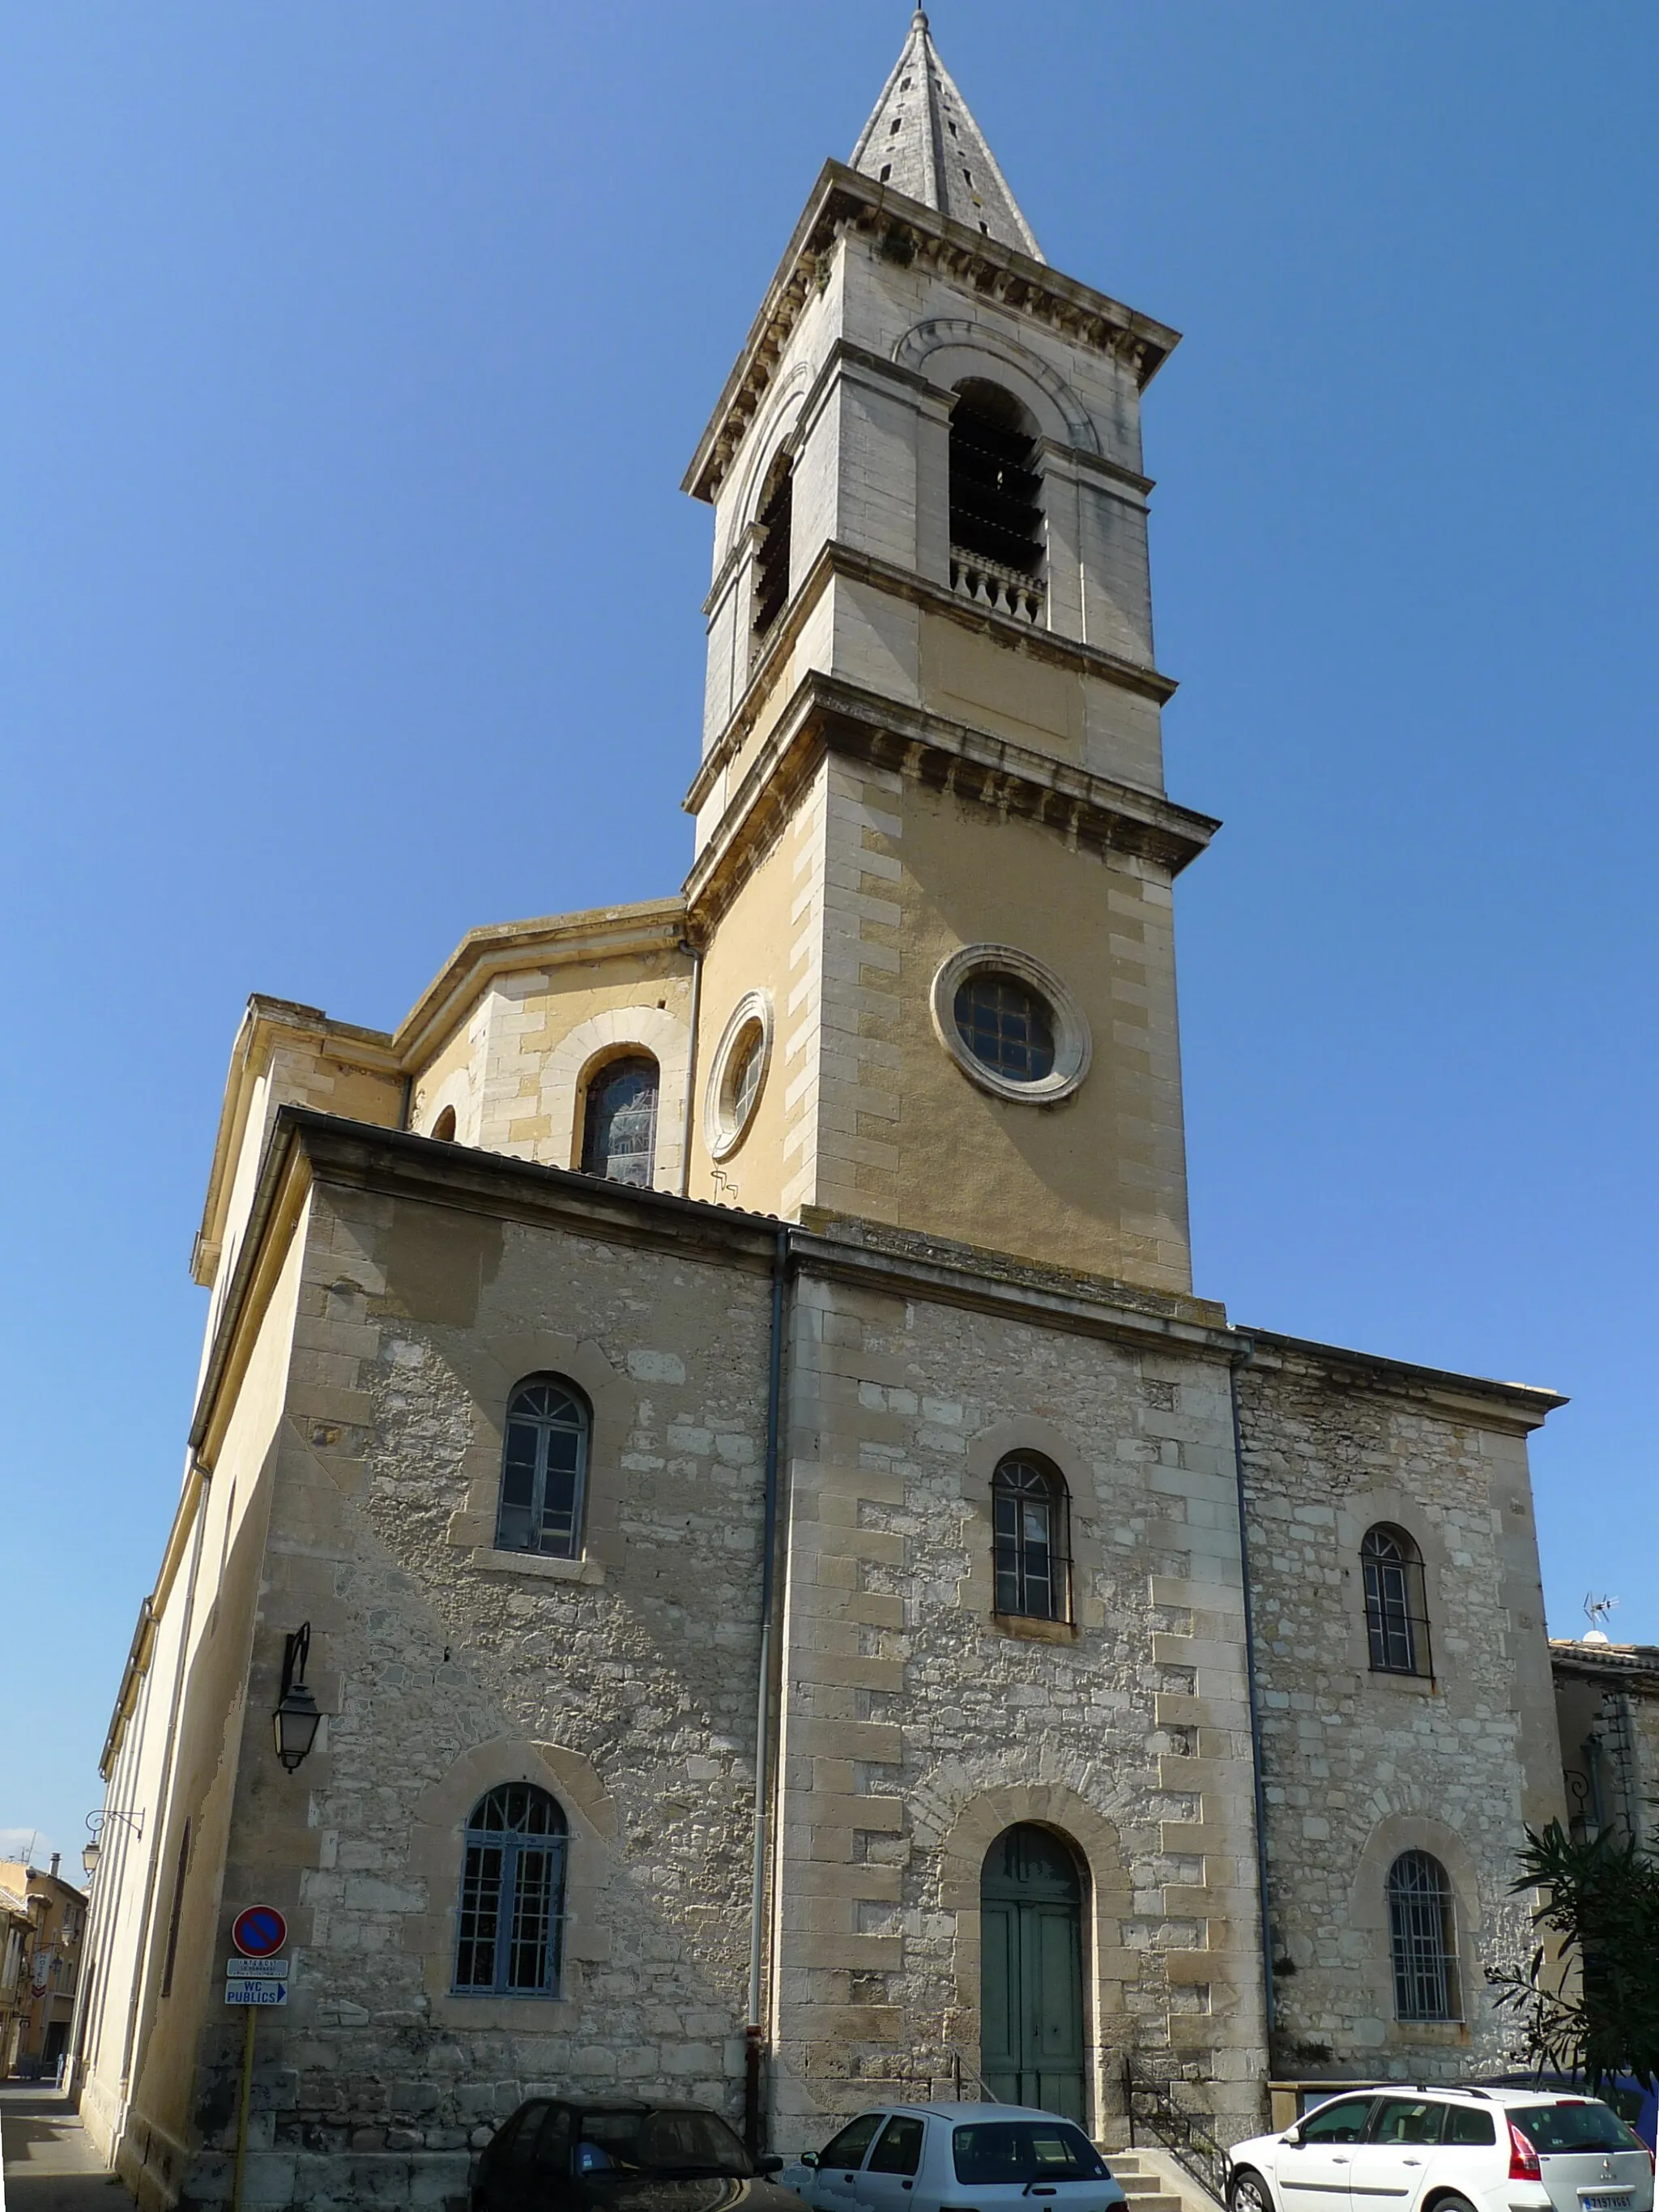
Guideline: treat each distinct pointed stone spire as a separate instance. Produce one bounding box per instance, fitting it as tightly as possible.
[850,11,1044,262]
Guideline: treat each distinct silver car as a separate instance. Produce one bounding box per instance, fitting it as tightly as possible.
[784,2102,1128,2212]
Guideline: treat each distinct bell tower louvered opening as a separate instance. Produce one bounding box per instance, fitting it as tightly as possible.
[752,454,794,641]
[949,379,1043,579]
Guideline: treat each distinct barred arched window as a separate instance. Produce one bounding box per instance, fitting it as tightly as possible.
[495,1378,591,1558]
[1386,1850,1459,2022]
[752,451,794,642]
[580,1055,659,1187]
[992,1453,1070,1622]
[949,380,1043,577]
[453,1784,566,1997]
[1362,1524,1431,1677]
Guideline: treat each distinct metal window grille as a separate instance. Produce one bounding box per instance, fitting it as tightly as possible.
[954,971,1056,1083]
[1363,1525,1432,1677]
[453,1783,567,1997]
[581,1055,659,1188]
[1386,1849,1460,2021]
[495,1378,591,1558]
[992,1454,1071,1621]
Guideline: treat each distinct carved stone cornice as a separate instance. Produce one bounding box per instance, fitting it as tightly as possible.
[682,161,1182,506]
[686,536,1178,831]
[682,667,1220,931]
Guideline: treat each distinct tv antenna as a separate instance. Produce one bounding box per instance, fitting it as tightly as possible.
[1584,1592,1619,1644]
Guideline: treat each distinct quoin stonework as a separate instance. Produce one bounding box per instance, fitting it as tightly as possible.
[73,16,1607,2212]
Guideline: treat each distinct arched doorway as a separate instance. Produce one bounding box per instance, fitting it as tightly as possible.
[980,1823,1086,2120]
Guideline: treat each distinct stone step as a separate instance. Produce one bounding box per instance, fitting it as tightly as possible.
[1098,2146,1227,2212]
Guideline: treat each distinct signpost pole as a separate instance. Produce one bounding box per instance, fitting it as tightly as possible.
[230,1999,256,2212]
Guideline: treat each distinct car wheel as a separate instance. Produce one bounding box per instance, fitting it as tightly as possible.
[1230,2172,1274,2212]
[1427,2197,1478,2212]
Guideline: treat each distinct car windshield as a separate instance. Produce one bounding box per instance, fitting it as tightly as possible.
[577,2109,753,2177]
[1512,2105,1641,2156]
[952,2121,1107,2184]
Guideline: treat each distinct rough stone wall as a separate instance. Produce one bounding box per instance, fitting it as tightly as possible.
[770,1252,1268,2150]
[1238,1342,1559,2079]
[183,1170,782,2212]
[1631,1688,1659,1843]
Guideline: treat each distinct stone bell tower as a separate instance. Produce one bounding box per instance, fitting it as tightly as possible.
[682,11,1216,1295]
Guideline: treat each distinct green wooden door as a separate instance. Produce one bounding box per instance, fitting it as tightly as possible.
[980,1824,1086,2121]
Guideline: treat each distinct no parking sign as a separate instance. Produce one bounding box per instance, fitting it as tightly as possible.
[231,1905,287,1958]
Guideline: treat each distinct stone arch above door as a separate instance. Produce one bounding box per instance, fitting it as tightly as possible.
[933,1782,1131,1916]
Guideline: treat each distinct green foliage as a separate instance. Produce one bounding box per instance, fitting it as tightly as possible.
[1489,1819,1659,2090]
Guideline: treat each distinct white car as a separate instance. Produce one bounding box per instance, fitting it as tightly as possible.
[1227,2085,1654,2212]
[783,2102,1128,2212]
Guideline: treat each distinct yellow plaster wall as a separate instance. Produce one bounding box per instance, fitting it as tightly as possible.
[886,786,1192,1287]
[687,804,811,1218]
[410,1014,476,1136]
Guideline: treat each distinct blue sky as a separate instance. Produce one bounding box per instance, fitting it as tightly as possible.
[2,2,1656,1868]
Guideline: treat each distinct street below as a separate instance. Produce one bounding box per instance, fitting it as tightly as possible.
[1,2086,125,2212]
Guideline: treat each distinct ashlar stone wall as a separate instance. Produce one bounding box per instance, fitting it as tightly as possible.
[1237,1335,1563,2080]
[190,1150,784,2212]
[769,1238,1269,2150]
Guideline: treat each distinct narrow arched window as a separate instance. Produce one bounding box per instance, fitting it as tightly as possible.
[1363,1524,1431,1677]
[496,1377,591,1558]
[992,1453,1070,1621]
[430,1105,457,1142]
[1386,1850,1459,2021]
[453,1783,566,1997]
[580,1055,659,1187]
[752,452,794,642]
[949,378,1043,603]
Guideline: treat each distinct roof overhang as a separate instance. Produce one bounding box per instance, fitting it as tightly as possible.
[390,898,689,1073]
[683,160,1182,507]
[191,901,692,1286]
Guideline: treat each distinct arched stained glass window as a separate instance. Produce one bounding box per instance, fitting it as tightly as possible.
[495,1378,590,1559]
[1386,1849,1459,2022]
[452,1784,566,1997]
[1363,1524,1431,1677]
[992,1454,1070,1622]
[581,1055,659,1188]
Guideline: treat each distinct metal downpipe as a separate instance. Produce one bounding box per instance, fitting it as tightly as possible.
[744,1226,791,2151]
[677,940,705,1198]
[1229,1342,1277,2044]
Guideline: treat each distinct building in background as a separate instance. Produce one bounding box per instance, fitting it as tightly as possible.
[2,1855,87,2081]
[1552,1633,1659,1844]
[1,1875,35,2074]
[75,15,1576,2212]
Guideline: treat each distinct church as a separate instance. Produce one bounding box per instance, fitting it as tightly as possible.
[75,17,1573,2211]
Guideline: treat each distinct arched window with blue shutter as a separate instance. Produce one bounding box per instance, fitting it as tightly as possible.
[495,1377,591,1558]
[453,1784,567,1997]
